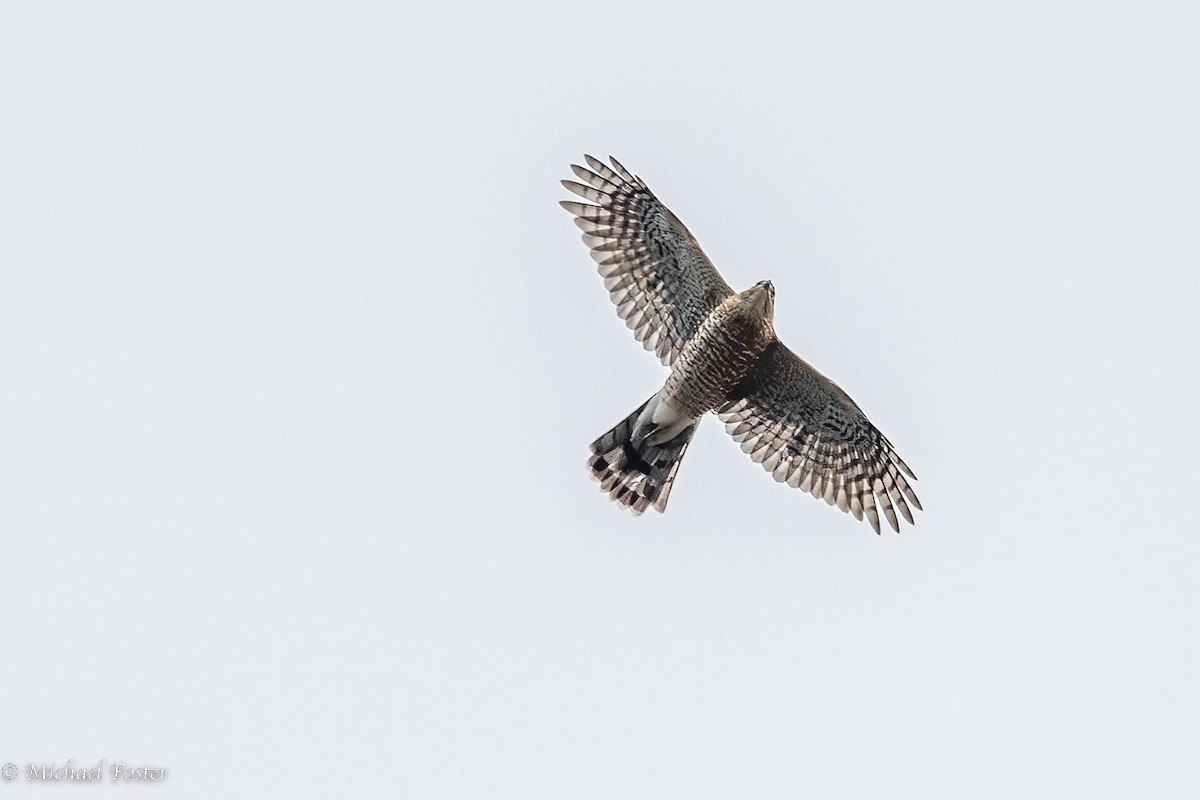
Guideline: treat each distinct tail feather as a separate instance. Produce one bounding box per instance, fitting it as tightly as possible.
[588,400,698,513]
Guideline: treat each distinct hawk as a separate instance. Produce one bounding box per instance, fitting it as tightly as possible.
[561,155,922,534]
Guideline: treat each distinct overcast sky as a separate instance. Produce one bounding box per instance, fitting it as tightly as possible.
[2,1,1199,797]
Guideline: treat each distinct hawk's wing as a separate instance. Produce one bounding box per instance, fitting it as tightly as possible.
[719,342,921,534]
[561,155,735,365]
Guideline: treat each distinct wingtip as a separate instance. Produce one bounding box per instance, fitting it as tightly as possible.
[607,155,636,183]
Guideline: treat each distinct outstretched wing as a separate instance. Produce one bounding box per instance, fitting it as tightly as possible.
[719,342,921,534]
[561,155,734,365]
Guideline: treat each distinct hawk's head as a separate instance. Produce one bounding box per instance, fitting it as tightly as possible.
[742,280,775,323]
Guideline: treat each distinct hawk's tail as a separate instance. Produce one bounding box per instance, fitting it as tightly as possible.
[588,400,698,514]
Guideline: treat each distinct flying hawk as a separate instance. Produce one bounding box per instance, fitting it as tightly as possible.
[561,155,921,533]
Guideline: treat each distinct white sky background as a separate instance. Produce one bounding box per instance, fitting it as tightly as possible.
[2,1,1198,797]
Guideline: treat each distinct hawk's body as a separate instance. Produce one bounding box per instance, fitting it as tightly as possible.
[562,155,921,533]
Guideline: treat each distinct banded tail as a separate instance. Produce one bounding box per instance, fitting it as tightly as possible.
[588,397,698,514]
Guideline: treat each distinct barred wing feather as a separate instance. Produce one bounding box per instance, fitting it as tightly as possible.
[560,155,734,365]
[719,342,921,533]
